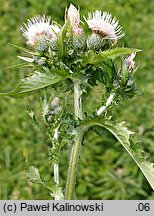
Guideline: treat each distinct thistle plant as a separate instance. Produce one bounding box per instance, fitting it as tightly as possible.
[1,4,154,200]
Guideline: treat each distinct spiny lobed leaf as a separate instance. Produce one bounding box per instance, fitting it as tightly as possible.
[0,70,68,97]
[80,118,154,190]
[26,166,64,199]
[84,48,141,65]
[26,166,42,184]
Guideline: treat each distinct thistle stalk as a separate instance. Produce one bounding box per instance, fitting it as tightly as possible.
[53,127,60,200]
[65,79,83,199]
[73,80,83,120]
[54,163,59,185]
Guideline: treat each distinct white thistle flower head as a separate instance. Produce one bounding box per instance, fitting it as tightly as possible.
[84,11,125,40]
[66,4,80,28]
[125,52,136,72]
[66,4,86,49]
[21,15,60,46]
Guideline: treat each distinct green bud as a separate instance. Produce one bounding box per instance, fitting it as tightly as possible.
[34,37,49,52]
[73,34,86,50]
[53,106,62,116]
[34,57,46,65]
[88,33,103,50]
[45,106,62,123]
[127,80,134,87]
[34,36,58,52]
[46,113,54,123]
[45,97,62,123]
[50,97,60,110]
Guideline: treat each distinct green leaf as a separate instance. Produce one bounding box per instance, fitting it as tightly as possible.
[84,48,141,65]
[26,166,64,199]
[0,70,68,97]
[6,63,31,69]
[27,109,42,130]
[80,118,154,190]
[17,56,34,63]
[121,61,128,86]
[57,20,69,58]
[9,43,39,56]
[26,166,42,184]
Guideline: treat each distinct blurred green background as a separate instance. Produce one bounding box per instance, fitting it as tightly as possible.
[0,0,154,199]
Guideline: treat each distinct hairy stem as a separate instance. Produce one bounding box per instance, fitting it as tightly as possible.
[65,79,83,200]
[73,79,83,120]
[54,163,59,185]
[65,129,83,199]
[53,128,60,200]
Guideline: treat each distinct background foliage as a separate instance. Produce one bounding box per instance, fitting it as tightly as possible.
[0,0,154,199]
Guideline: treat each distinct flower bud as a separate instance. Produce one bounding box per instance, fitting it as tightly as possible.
[45,97,62,123]
[66,3,86,50]
[127,80,134,87]
[66,4,80,29]
[88,33,103,50]
[34,37,49,52]
[46,114,54,123]
[53,106,63,116]
[34,56,46,65]
[84,11,124,41]
[50,97,60,110]
[124,53,136,72]
[21,16,60,52]
[73,29,86,49]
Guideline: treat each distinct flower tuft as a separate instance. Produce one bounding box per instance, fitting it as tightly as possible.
[125,52,136,72]
[21,15,60,46]
[66,4,80,29]
[66,4,83,36]
[84,11,125,40]
[66,4,86,49]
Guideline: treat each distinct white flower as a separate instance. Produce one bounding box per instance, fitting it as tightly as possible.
[84,11,125,40]
[66,4,86,49]
[125,52,136,72]
[67,4,80,28]
[21,16,60,46]
[66,4,84,36]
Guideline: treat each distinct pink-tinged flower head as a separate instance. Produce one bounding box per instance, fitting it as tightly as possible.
[67,4,80,28]
[73,27,83,36]
[84,11,125,40]
[21,16,60,46]
[66,4,84,37]
[66,4,85,49]
[125,52,136,72]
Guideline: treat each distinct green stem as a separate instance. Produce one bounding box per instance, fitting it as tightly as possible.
[73,79,83,120]
[65,129,83,199]
[54,162,59,185]
[65,79,83,200]
[53,127,61,200]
